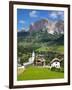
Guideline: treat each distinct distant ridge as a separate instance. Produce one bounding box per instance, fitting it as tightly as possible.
[17,31,30,37]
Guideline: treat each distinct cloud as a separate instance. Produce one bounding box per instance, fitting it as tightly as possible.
[49,11,64,20]
[21,27,25,30]
[57,11,64,15]
[50,12,58,19]
[19,20,25,24]
[29,11,38,17]
[57,11,64,20]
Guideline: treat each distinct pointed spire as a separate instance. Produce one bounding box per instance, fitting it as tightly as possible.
[32,50,35,57]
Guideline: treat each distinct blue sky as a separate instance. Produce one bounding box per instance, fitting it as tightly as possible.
[17,9,64,31]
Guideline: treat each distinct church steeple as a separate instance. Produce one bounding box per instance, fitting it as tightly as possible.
[31,51,35,62]
[32,51,35,57]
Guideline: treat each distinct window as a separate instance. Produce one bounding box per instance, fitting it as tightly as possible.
[56,62,57,64]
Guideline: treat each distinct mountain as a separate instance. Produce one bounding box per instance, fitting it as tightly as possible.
[17,19,64,44]
[29,19,48,32]
[47,20,64,34]
[54,34,64,45]
[29,19,64,34]
[18,18,64,36]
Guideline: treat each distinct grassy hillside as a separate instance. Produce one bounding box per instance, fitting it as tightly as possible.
[17,30,64,65]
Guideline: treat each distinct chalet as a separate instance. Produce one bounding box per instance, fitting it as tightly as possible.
[50,58,60,68]
[34,55,45,66]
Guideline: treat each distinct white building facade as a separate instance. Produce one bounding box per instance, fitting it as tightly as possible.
[51,61,60,68]
[50,58,60,68]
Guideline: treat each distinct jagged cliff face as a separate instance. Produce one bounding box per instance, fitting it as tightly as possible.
[29,19,48,31]
[48,20,64,34]
[18,18,64,35]
[29,19,64,34]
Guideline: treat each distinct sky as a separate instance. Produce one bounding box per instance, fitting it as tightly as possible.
[17,9,64,31]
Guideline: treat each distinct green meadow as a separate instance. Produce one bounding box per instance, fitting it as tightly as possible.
[17,66,64,81]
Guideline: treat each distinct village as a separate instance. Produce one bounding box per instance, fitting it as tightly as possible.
[17,51,64,77]
[18,51,63,68]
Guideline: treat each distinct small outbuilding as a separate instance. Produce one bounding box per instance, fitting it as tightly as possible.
[50,58,60,68]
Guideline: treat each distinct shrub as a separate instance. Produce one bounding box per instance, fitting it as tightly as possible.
[48,67,50,70]
[60,68,64,73]
[51,67,60,72]
[51,67,56,71]
[55,68,60,72]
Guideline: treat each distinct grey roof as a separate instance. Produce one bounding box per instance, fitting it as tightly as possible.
[36,58,45,62]
[50,58,60,64]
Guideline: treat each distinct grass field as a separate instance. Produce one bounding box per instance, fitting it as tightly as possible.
[17,66,64,81]
[36,45,64,53]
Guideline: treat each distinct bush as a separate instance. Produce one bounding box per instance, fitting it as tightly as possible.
[55,68,60,72]
[51,67,60,72]
[60,68,64,73]
[48,68,50,70]
[51,67,56,71]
